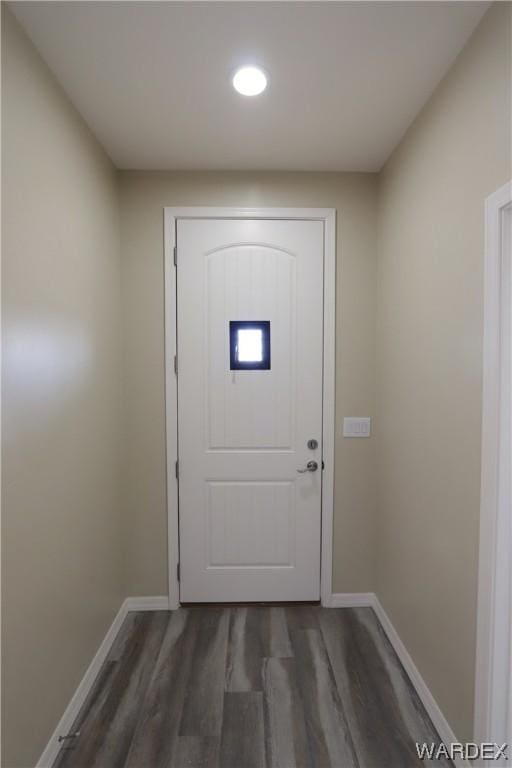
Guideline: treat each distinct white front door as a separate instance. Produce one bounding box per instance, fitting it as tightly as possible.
[177,217,324,602]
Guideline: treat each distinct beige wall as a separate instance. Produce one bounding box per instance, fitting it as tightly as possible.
[376,2,511,743]
[2,10,123,767]
[119,171,378,596]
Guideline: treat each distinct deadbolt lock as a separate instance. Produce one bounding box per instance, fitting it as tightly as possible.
[307,438,319,450]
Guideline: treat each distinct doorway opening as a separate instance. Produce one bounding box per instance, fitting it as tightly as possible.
[164,208,336,608]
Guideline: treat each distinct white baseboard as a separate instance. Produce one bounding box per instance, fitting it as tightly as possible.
[125,595,170,611]
[37,596,171,768]
[37,598,130,767]
[371,595,467,768]
[327,592,376,607]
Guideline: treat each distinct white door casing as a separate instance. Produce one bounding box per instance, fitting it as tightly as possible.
[177,218,323,602]
[475,181,512,763]
[164,207,336,610]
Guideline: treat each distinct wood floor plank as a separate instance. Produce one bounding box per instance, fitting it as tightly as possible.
[268,607,293,658]
[107,611,141,662]
[262,657,310,768]
[123,609,200,768]
[220,692,266,768]
[225,607,260,692]
[57,612,168,768]
[352,606,455,768]
[226,607,293,692]
[290,628,359,768]
[53,613,159,768]
[52,660,118,768]
[285,605,321,633]
[55,610,146,767]
[89,611,169,768]
[320,607,453,768]
[175,607,230,768]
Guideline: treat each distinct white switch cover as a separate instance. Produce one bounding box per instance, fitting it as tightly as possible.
[343,417,371,437]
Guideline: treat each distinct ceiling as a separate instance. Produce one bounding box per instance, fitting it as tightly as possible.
[11,1,489,172]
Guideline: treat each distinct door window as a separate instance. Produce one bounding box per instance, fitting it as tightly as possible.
[229,320,271,370]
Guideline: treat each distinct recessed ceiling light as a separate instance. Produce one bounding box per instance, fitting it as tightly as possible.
[232,66,268,97]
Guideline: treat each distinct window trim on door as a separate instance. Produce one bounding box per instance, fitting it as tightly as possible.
[164,207,336,609]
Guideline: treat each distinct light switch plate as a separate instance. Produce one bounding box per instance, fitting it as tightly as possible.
[343,417,371,437]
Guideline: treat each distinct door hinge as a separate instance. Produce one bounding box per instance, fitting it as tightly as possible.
[177,562,180,582]
[175,459,179,479]
[174,354,178,374]
[173,245,177,266]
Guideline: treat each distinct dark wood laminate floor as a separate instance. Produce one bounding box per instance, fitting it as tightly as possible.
[53,607,452,768]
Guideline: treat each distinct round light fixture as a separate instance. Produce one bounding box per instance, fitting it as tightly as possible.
[232,66,268,96]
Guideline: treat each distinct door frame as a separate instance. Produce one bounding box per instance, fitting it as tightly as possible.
[474,181,512,753]
[164,207,336,609]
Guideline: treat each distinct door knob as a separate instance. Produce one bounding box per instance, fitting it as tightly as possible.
[297,460,319,474]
